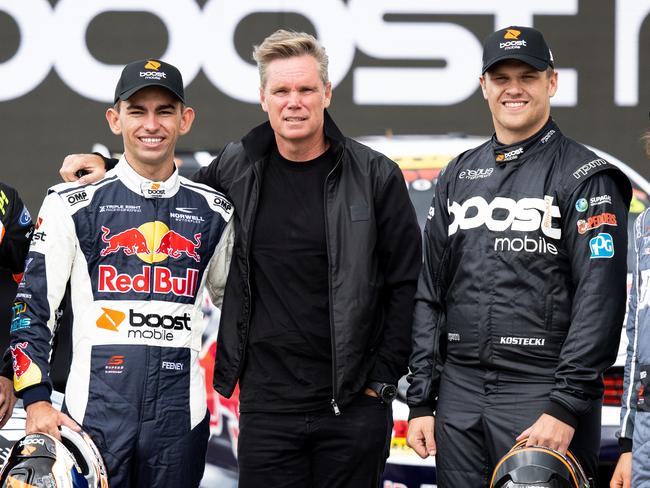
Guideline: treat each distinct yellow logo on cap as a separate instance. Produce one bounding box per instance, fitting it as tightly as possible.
[504,29,521,40]
[144,60,161,71]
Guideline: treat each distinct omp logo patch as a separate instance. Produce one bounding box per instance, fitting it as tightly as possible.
[504,29,521,40]
[144,60,161,70]
[96,308,126,331]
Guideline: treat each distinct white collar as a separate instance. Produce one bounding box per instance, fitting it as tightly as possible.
[113,155,180,199]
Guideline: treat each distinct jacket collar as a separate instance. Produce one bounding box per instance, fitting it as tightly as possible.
[112,155,180,198]
[491,118,560,164]
[241,109,345,163]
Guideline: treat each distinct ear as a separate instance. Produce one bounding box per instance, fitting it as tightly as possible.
[323,81,332,108]
[479,75,488,100]
[260,86,269,113]
[105,106,122,135]
[547,70,558,98]
[179,106,196,136]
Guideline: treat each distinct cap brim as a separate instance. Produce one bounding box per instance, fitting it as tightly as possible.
[482,54,550,74]
[115,82,185,104]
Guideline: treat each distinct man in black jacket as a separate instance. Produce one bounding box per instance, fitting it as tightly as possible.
[60,30,421,488]
[406,26,632,486]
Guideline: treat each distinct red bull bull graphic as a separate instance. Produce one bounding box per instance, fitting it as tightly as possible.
[10,342,42,391]
[155,231,201,262]
[100,222,202,263]
[100,226,150,256]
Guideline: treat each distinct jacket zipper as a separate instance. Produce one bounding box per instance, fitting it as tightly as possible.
[324,148,344,415]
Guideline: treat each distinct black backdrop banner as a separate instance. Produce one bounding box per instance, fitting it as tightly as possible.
[1,0,649,212]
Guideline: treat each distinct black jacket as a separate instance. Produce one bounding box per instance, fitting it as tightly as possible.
[194,111,422,410]
[407,119,632,427]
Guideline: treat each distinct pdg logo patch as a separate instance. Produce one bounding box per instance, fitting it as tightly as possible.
[589,233,614,259]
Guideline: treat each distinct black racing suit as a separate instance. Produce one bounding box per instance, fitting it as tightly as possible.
[407,119,632,485]
[0,183,33,283]
[0,182,33,378]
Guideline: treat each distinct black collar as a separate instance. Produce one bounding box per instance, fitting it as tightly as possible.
[491,118,559,164]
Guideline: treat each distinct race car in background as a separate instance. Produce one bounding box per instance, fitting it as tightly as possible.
[1,137,646,487]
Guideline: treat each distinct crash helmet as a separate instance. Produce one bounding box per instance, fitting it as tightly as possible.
[0,426,108,488]
[490,440,591,488]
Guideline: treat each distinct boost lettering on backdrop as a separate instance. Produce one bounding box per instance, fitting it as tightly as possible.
[1,0,648,106]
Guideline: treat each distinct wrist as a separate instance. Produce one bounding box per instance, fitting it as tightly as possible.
[366,381,397,403]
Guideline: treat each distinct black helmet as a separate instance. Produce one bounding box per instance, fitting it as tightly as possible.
[0,427,108,488]
[490,440,591,488]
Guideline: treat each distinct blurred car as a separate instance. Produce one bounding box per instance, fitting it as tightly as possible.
[1,139,646,487]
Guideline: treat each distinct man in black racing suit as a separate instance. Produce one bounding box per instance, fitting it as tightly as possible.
[0,183,33,427]
[406,26,632,486]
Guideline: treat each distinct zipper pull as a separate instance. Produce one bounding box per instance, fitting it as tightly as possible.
[331,399,341,416]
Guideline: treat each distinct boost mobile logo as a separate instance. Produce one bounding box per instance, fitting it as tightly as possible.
[495,147,524,162]
[448,195,561,239]
[500,29,526,49]
[141,59,166,80]
[504,29,521,40]
[144,60,161,70]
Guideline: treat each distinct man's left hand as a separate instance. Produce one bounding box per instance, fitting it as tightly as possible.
[0,377,16,428]
[516,413,575,454]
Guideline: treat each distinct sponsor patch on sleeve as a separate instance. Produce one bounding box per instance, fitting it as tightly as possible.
[589,232,614,258]
[576,212,617,235]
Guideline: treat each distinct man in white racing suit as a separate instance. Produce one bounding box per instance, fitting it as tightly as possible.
[10,59,233,487]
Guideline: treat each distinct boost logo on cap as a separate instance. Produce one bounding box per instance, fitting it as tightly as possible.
[114,59,185,104]
[482,26,554,74]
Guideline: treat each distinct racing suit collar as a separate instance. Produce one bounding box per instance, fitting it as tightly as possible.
[114,156,181,199]
[491,118,559,164]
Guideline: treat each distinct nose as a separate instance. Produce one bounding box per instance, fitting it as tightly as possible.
[505,79,524,95]
[287,90,301,108]
[143,112,160,131]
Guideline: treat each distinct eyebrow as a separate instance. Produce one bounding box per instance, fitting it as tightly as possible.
[126,103,176,111]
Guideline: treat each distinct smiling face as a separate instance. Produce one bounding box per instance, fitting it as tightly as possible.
[260,54,332,161]
[480,59,557,145]
[105,86,194,179]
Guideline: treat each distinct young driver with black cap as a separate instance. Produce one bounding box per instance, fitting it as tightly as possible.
[10,59,233,487]
[406,26,632,486]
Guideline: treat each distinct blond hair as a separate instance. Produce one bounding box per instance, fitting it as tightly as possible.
[253,30,329,88]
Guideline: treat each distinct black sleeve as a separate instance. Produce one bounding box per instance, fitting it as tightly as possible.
[368,163,422,386]
[190,146,228,190]
[0,183,33,380]
[0,183,33,279]
[545,171,629,426]
[101,153,118,171]
[406,163,452,419]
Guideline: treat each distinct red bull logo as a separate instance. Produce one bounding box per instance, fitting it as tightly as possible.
[155,230,201,262]
[11,342,31,379]
[101,226,150,256]
[98,265,198,297]
[11,342,42,391]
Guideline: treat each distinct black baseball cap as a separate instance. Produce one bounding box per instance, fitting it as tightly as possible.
[114,59,185,104]
[482,26,554,74]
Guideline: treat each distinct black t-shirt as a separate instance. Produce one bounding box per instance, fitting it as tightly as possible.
[239,147,335,412]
